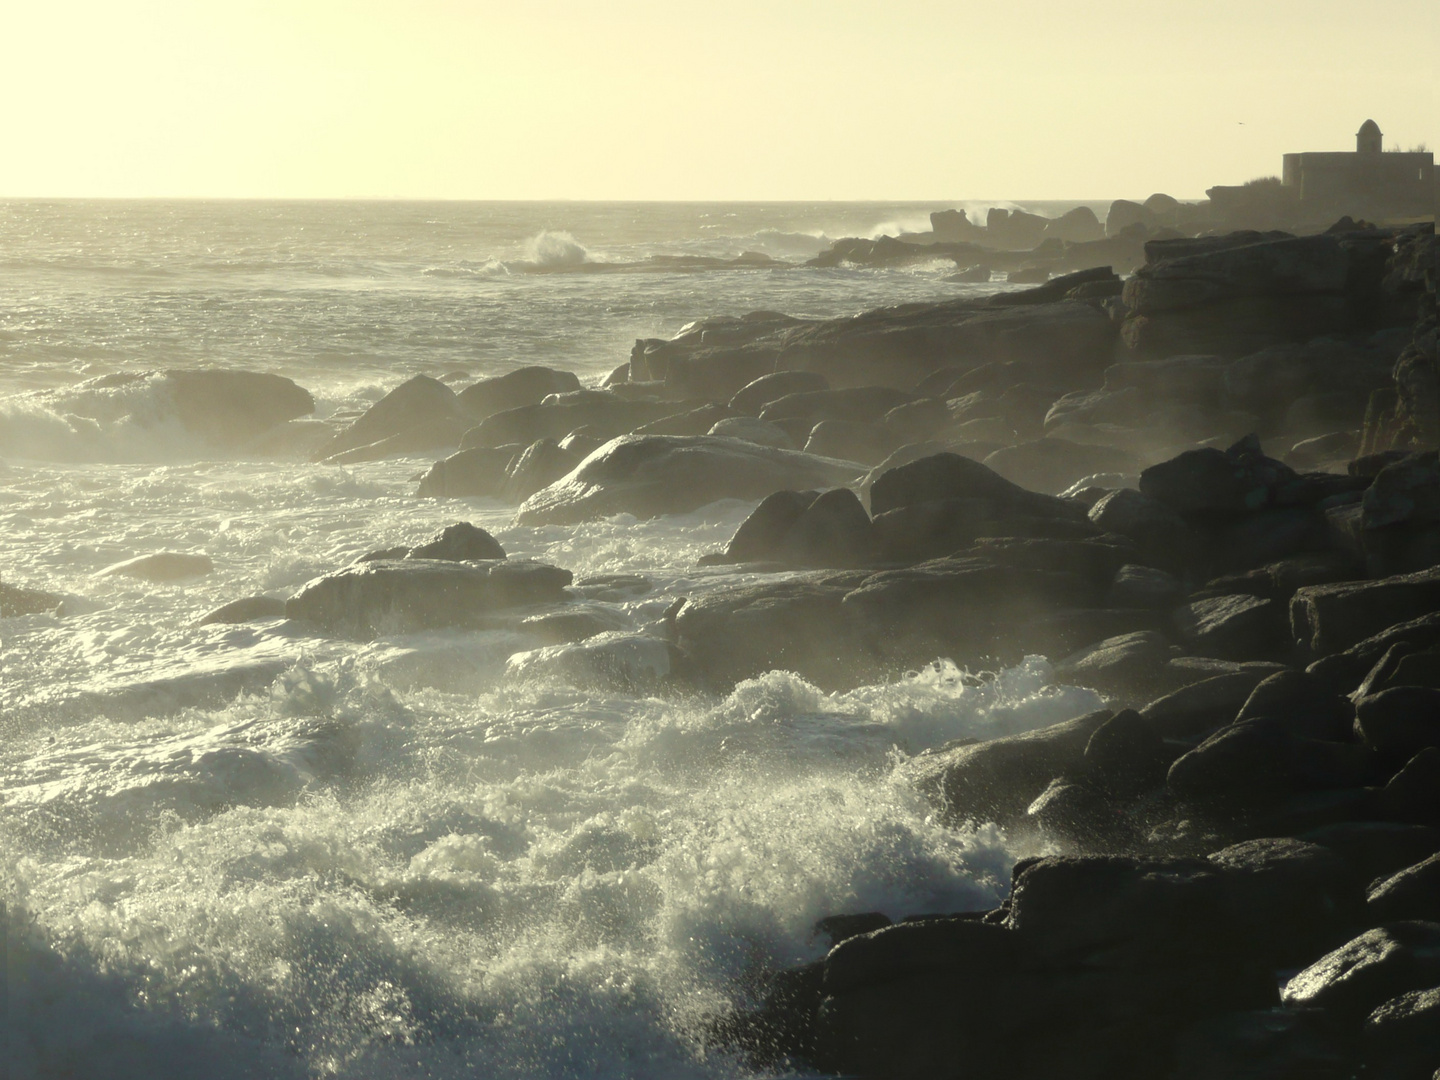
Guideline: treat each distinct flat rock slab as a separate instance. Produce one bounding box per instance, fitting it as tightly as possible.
[286,558,573,635]
[515,434,864,525]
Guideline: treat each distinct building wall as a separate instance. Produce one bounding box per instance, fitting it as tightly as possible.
[1282,151,1435,216]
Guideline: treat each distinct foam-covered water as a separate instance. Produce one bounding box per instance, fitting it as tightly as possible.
[0,200,1103,1078]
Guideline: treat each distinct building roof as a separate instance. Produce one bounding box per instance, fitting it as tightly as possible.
[1358,119,1382,136]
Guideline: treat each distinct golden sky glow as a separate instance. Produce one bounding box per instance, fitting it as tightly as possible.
[3,0,1436,200]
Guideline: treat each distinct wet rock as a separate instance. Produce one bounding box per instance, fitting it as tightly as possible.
[518,607,630,645]
[1354,687,1440,763]
[165,369,316,446]
[98,552,214,582]
[463,390,674,448]
[407,522,506,561]
[1376,748,1440,825]
[1167,718,1378,800]
[671,575,863,690]
[813,912,892,948]
[1355,643,1440,697]
[728,370,829,415]
[1208,837,1364,966]
[1368,854,1440,924]
[197,595,287,625]
[315,375,472,460]
[1026,777,1128,847]
[1300,823,1440,885]
[514,435,863,525]
[1306,611,1440,695]
[1013,607,1169,659]
[0,581,63,617]
[1088,487,1198,572]
[1053,631,1175,698]
[1107,564,1184,608]
[570,574,653,602]
[883,398,951,443]
[502,438,583,503]
[634,403,740,438]
[505,632,675,691]
[706,416,794,449]
[1291,567,1440,658]
[719,490,818,563]
[1082,708,1174,796]
[1363,987,1440,1076]
[909,709,1114,826]
[802,420,898,464]
[1232,670,1353,741]
[759,386,915,428]
[775,488,876,568]
[285,558,573,636]
[983,438,1142,496]
[1172,594,1286,660]
[415,445,519,498]
[1282,922,1440,1018]
[455,366,581,419]
[1139,671,1276,739]
[1170,1008,1348,1080]
[1140,438,1296,517]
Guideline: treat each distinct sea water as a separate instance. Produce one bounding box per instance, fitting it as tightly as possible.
[0,200,1104,1079]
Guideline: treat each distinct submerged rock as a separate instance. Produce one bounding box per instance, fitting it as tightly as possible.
[0,581,64,617]
[165,369,316,446]
[197,596,287,625]
[514,435,863,525]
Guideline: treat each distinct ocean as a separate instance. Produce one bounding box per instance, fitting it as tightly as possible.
[0,199,1104,1079]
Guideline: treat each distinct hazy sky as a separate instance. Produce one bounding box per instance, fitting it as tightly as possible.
[4,0,1436,200]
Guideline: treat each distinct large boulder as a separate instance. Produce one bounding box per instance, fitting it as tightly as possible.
[165,369,316,446]
[1291,566,1440,658]
[314,375,472,460]
[0,581,64,616]
[456,366,581,419]
[285,558,573,636]
[415,445,520,498]
[461,390,675,449]
[1282,922,1440,1018]
[514,435,863,525]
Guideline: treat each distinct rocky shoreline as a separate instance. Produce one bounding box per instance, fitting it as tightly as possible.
[11,217,1439,1077]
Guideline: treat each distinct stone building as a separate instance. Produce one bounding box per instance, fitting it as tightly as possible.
[1281,120,1435,219]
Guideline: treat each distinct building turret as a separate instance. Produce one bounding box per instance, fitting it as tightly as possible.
[1357,119,1383,154]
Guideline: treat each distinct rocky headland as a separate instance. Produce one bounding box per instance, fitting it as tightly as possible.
[16,217,1440,1078]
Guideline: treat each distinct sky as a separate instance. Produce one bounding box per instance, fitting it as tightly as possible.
[3,0,1436,201]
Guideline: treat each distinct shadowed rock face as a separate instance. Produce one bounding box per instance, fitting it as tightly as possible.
[514,434,864,525]
[165,369,315,446]
[284,558,572,636]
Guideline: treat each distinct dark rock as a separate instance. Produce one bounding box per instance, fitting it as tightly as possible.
[315,375,471,460]
[0,581,63,617]
[909,710,1114,826]
[502,438,583,503]
[966,536,1133,584]
[1206,505,1327,575]
[1362,450,1440,529]
[882,398,951,443]
[671,576,863,691]
[982,438,1142,496]
[415,445,518,498]
[813,912,892,948]
[728,370,829,415]
[1376,748,1440,825]
[1355,687,1440,762]
[802,420,897,464]
[1233,670,1354,741]
[1300,823,1440,886]
[1209,837,1364,966]
[1282,922,1440,1018]
[165,369,316,446]
[776,488,876,568]
[1139,671,1275,738]
[870,451,1084,520]
[1053,631,1174,698]
[1173,594,1286,660]
[872,496,1099,566]
[721,490,818,563]
[1107,564,1184,608]
[1368,854,1440,924]
[1012,607,1169,659]
[1167,718,1378,800]
[514,435,863,525]
[407,522,506,562]
[1355,644,1440,698]
[1088,487,1198,572]
[1026,778,1127,847]
[705,416,794,449]
[197,595,287,625]
[1082,708,1174,795]
[759,386,915,427]
[356,546,412,563]
[456,366,581,419]
[463,390,673,448]
[1140,439,1296,517]
[1291,566,1440,659]
[284,558,573,636]
[518,607,629,645]
[634,403,740,438]
[1363,987,1440,1075]
[570,574,653,602]
[1307,612,1440,695]
[1170,1008,1349,1080]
